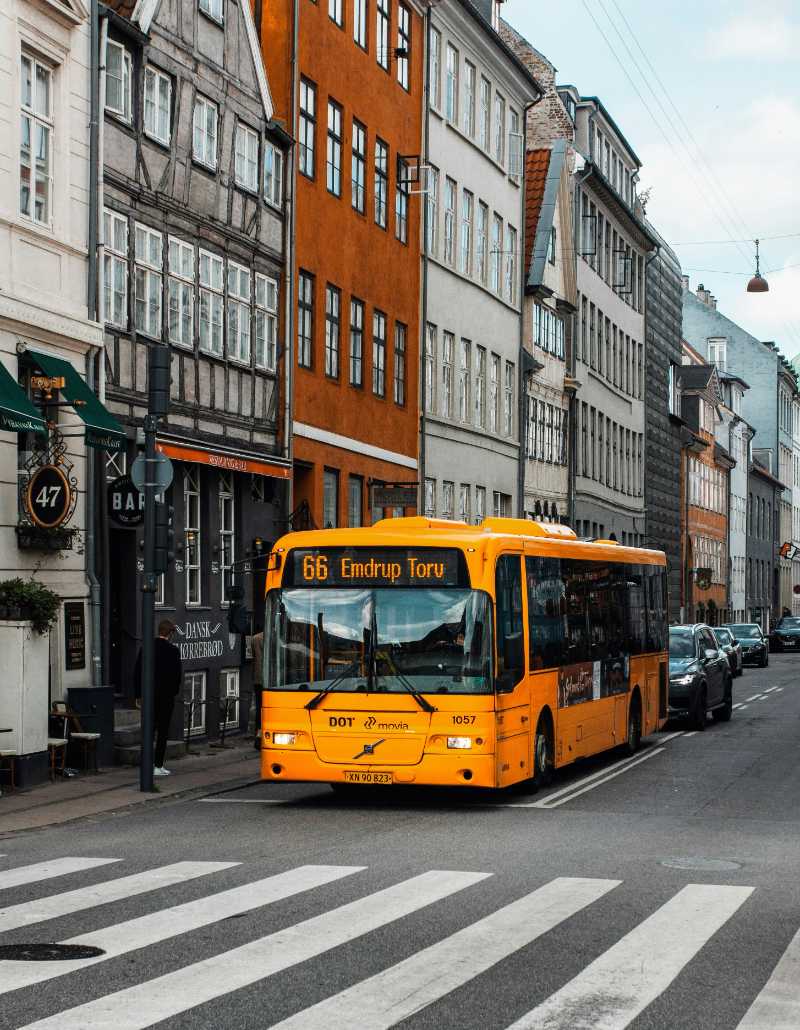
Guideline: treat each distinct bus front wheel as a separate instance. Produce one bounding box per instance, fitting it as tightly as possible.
[533,715,554,790]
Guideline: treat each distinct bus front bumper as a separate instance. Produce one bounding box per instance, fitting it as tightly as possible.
[261,748,499,789]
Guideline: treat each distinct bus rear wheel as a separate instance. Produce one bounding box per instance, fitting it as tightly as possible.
[532,716,554,790]
[624,695,642,755]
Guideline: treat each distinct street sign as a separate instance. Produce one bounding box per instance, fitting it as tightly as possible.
[130,452,173,493]
[26,465,73,529]
[107,475,144,528]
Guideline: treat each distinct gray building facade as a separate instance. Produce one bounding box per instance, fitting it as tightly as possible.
[99,0,290,736]
[747,457,782,630]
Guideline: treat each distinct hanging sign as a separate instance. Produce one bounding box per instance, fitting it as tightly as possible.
[108,475,144,528]
[26,465,73,529]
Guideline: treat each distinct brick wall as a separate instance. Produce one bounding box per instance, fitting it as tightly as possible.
[500,21,575,149]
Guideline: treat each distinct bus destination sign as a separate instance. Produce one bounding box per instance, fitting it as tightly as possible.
[286,548,468,588]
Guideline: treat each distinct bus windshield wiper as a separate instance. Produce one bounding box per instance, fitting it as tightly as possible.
[379,647,437,714]
[305,658,362,710]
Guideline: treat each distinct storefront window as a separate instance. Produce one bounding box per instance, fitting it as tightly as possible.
[219,472,234,604]
[185,468,201,605]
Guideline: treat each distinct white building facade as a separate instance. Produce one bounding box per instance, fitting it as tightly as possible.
[716,373,750,622]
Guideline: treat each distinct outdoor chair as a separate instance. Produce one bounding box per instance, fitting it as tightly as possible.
[51,702,100,773]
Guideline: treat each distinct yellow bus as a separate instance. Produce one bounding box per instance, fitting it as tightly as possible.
[260,516,669,790]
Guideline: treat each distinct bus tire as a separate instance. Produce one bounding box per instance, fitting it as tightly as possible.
[624,693,642,755]
[532,713,554,790]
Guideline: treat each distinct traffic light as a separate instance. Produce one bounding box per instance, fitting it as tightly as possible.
[153,502,175,574]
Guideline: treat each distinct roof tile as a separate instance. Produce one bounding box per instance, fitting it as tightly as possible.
[525,149,552,275]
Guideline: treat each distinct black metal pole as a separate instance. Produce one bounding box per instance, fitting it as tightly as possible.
[139,411,158,792]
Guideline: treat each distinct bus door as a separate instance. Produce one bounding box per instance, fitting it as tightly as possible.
[495,553,531,785]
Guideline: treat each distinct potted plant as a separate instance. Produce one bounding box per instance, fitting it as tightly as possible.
[0,578,60,634]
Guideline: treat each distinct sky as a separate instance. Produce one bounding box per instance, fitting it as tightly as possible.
[503,0,800,363]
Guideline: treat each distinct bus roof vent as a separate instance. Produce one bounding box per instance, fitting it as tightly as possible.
[480,518,577,540]
[371,516,470,531]
[593,538,620,546]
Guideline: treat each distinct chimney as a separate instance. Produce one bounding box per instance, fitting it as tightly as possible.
[682,275,690,291]
[696,284,708,305]
[710,296,717,310]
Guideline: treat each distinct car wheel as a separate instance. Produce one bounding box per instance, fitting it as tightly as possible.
[624,694,642,755]
[691,685,707,731]
[532,714,554,790]
[762,652,769,667]
[714,680,733,722]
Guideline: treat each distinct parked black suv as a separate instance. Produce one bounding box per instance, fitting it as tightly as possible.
[769,616,800,652]
[721,623,768,667]
[668,624,732,729]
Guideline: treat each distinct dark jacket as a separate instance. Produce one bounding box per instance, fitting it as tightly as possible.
[134,637,183,703]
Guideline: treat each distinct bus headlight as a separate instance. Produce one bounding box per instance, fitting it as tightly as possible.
[273,732,297,746]
[447,736,472,749]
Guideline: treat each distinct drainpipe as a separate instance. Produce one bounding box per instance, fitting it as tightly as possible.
[643,242,660,544]
[88,0,99,319]
[86,354,102,685]
[571,159,593,529]
[418,3,432,514]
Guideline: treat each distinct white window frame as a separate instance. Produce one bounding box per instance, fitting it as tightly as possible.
[185,671,206,736]
[103,208,128,328]
[227,261,252,364]
[199,249,224,356]
[477,201,489,285]
[493,92,506,165]
[20,52,53,227]
[424,478,436,518]
[489,353,499,433]
[506,225,518,304]
[462,61,476,137]
[430,29,442,109]
[235,122,259,193]
[443,177,456,265]
[479,76,491,151]
[168,237,195,349]
[426,166,439,256]
[475,485,486,524]
[134,223,163,338]
[445,44,459,123]
[708,337,727,371]
[442,480,454,520]
[474,344,486,428]
[199,0,223,22]
[441,331,454,419]
[105,40,132,123]
[460,189,473,275]
[255,273,278,371]
[504,360,514,437]
[458,337,471,423]
[192,95,218,170]
[219,471,235,604]
[220,669,240,730]
[264,140,284,208]
[491,214,503,294]
[143,65,171,146]
[185,467,202,606]
[425,323,436,414]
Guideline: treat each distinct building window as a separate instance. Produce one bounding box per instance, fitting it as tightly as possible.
[348,475,363,527]
[105,40,132,122]
[372,310,386,396]
[458,338,471,423]
[708,337,727,371]
[143,66,171,146]
[325,284,340,378]
[168,237,194,349]
[103,209,128,328]
[397,4,410,90]
[506,225,517,304]
[394,322,406,406]
[255,273,278,371]
[219,471,235,604]
[491,214,503,294]
[443,177,456,265]
[493,491,511,517]
[374,138,389,228]
[479,76,491,151]
[263,141,284,207]
[430,29,441,109]
[489,353,500,433]
[476,485,486,523]
[199,0,223,20]
[504,360,514,437]
[424,478,436,517]
[192,96,217,169]
[445,44,458,122]
[220,669,240,729]
[462,61,476,137]
[134,224,163,338]
[474,345,486,428]
[326,100,342,196]
[323,469,339,528]
[441,331,454,418]
[395,157,409,243]
[477,202,489,285]
[297,271,314,368]
[442,480,454,520]
[354,0,367,49]
[350,297,364,385]
[199,249,224,355]
[460,189,473,275]
[329,0,343,26]
[493,92,505,165]
[425,323,436,413]
[299,79,316,178]
[227,262,251,363]
[184,671,206,736]
[20,53,53,225]
[426,166,439,255]
[234,123,259,192]
[185,467,201,605]
[351,120,366,213]
[459,484,471,523]
[376,0,390,70]
[508,108,522,179]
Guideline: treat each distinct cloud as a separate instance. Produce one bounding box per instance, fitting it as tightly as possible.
[706,13,800,60]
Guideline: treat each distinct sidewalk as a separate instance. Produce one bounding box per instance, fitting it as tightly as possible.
[0,737,260,837]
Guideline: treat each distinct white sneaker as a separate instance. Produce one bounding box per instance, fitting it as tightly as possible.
[153,766,171,777]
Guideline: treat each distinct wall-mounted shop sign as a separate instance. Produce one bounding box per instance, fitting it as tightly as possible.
[156,440,291,480]
[173,619,238,661]
[370,482,418,510]
[64,601,86,671]
[26,465,74,529]
[108,475,144,528]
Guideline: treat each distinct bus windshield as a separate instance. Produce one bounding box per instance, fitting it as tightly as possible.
[265,587,493,695]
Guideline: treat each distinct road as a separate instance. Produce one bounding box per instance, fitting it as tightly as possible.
[1,654,799,1029]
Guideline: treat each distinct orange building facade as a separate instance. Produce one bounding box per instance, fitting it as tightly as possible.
[259,0,424,529]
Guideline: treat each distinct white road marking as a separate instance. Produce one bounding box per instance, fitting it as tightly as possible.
[527,748,667,809]
[736,925,800,1029]
[775,687,784,692]
[733,703,745,710]
[505,883,753,1030]
[0,861,237,933]
[24,870,491,1030]
[0,864,362,997]
[271,877,621,1030]
[745,694,763,702]
[0,857,118,892]
[763,686,780,693]
[739,704,750,710]
[683,731,698,737]
[199,798,287,804]
[658,731,687,745]
[755,695,768,702]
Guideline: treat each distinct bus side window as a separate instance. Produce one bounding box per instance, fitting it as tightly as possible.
[525,556,564,670]
[495,554,524,691]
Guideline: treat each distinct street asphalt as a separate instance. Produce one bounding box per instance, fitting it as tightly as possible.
[1,654,799,1029]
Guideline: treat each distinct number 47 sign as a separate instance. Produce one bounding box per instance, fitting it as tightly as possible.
[26,465,73,529]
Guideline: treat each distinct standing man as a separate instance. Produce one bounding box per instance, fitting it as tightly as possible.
[135,619,183,777]
[250,630,264,749]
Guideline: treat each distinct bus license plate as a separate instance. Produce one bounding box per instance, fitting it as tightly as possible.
[343,771,393,785]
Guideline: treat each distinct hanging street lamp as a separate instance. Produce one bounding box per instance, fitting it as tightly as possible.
[746,239,769,293]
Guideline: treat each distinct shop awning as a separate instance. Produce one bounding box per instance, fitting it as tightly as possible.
[30,351,126,451]
[157,439,291,479]
[0,362,47,434]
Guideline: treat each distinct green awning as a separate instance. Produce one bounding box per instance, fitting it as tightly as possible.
[0,361,47,434]
[30,351,126,451]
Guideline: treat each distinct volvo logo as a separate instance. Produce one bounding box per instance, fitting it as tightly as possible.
[352,738,386,760]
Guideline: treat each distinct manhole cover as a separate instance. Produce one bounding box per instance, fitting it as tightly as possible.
[660,857,742,872]
[0,944,105,961]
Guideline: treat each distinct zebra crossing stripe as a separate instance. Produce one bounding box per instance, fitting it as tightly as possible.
[0,857,118,892]
[271,876,621,1030]
[1,864,362,999]
[505,883,753,1030]
[736,925,800,1029]
[0,861,238,933]
[23,869,491,1030]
